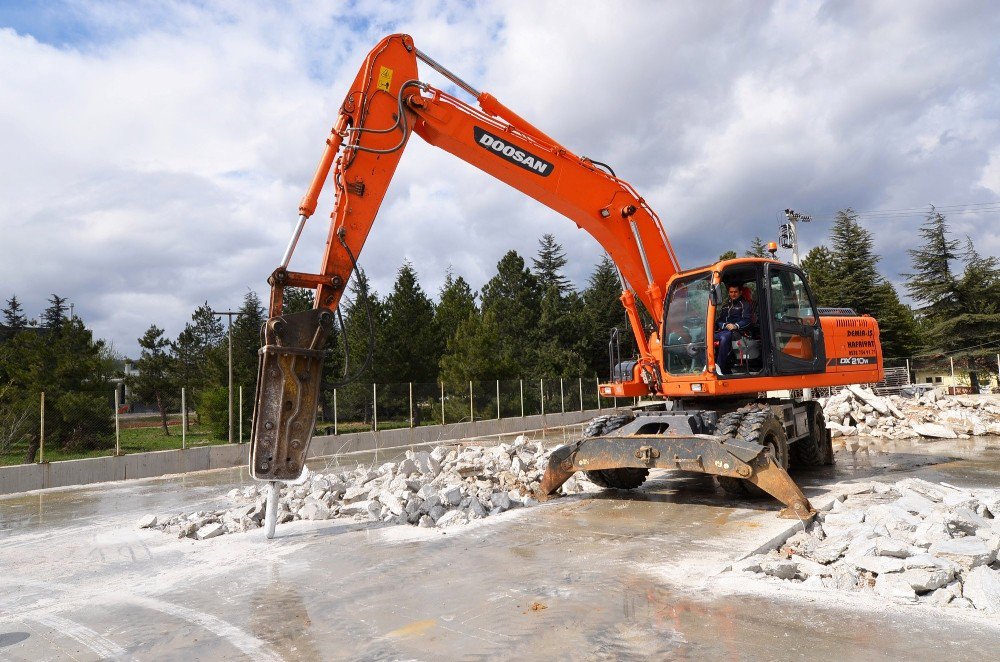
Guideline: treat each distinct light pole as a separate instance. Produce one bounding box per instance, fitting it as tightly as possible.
[780,209,812,267]
[211,309,244,444]
[782,209,813,401]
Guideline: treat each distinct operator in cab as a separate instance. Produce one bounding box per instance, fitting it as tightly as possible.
[714,283,751,375]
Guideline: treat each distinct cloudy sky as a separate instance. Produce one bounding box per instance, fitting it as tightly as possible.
[2,0,999,358]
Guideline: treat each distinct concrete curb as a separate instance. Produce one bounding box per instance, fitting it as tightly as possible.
[0,409,603,496]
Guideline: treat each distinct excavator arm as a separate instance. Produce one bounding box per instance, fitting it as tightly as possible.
[251,34,678,486]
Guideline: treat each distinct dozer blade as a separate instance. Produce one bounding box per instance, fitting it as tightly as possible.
[535,433,816,520]
[250,309,333,481]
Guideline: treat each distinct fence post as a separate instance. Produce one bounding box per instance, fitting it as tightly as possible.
[469,380,474,422]
[560,378,565,414]
[540,379,545,417]
[950,357,955,390]
[440,382,445,425]
[39,391,45,464]
[905,359,911,384]
[239,385,243,443]
[579,377,583,411]
[333,388,338,435]
[409,382,414,428]
[496,380,501,419]
[596,377,602,411]
[181,387,186,450]
[997,353,1000,388]
[115,389,122,455]
[520,379,524,417]
[373,383,378,432]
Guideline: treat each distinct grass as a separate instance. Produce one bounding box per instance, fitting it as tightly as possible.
[0,421,230,467]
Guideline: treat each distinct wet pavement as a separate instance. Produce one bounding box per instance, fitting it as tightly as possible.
[1,428,999,661]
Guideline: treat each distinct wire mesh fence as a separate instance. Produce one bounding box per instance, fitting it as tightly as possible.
[1,377,609,467]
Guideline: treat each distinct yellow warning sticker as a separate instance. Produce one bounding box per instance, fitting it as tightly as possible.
[377,66,393,92]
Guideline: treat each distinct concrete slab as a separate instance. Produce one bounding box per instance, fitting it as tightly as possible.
[1,433,998,660]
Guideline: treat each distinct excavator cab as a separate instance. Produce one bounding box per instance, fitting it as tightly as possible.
[661,259,826,382]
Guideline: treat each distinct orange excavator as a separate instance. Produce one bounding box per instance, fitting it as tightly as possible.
[251,34,883,535]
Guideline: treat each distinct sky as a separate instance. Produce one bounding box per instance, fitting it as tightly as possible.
[1,0,998,358]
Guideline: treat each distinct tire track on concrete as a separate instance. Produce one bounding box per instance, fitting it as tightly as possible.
[27,613,127,659]
[0,578,282,662]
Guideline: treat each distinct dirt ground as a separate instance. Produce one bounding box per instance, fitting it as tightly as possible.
[1,427,999,661]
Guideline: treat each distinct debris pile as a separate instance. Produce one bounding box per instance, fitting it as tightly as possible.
[729,479,1000,613]
[140,436,591,539]
[820,385,1000,441]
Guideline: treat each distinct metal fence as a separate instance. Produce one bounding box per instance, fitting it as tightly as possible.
[0,377,614,467]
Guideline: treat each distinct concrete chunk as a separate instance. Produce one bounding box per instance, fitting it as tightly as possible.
[435,510,467,528]
[929,537,997,571]
[963,566,1000,612]
[137,514,158,529]
[899,568,952,593]
[196,522,224,540]
[874,573,918,602]
[760,560,797,580]
[875,537,912,558]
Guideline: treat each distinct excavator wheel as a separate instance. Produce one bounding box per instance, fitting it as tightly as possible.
[717,405,789,498]
[581,412,649,490]
[790,401,833,468]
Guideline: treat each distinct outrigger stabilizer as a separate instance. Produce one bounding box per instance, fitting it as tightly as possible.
[534,423,817,521]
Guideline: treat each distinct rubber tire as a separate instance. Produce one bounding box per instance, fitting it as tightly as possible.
[714,409,751,497]
[790,401,834,468]
[716,405,789,498]
[582,412,649,490]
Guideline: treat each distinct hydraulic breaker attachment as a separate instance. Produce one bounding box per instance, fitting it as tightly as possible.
[535,434,816,520]
[250,308,333,482]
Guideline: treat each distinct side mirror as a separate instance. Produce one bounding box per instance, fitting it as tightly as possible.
[709,283,724,306]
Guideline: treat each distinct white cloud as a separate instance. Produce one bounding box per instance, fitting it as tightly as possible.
[1,0,999,356]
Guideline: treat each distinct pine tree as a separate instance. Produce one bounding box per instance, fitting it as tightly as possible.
[229,291,268,393]
[581,255,625,376]
[828,210,883,316]
[904,208,961,320]
[531,234,572,295]
[435,269,477,350]
[481,250,541,373]
[382,262,440,383]
[944,238,1000,379]
[2,295,27,330]
[42,294,68,332]
[745,237,768,258]
[801,245,836,307]
[439,310,517,382]
[282,287,315,315]
[130,325,175,435]
[718,250,738,261]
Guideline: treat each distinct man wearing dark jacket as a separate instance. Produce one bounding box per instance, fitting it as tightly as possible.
[715,283,752,375]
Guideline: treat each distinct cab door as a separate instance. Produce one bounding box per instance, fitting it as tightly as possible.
[763,264,826,375]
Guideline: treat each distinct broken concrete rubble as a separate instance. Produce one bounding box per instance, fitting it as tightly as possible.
[142,435,598,540]
[727,479,1000,615]
[821,389,1000,443]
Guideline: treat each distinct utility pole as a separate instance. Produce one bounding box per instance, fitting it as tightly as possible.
[211,309,244,444]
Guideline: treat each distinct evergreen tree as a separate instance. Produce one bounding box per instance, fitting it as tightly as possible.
[229,291,268,394]
[941,238,1000,377]
[801,245,836,307]
[2,295,27,330]
[382,262,440,382]
[282,287,315,315]
[581,255,626,376]
[827,210,884,316]
[129,325,175,435]
[481,250,541,373]
[904,208,961,324]
[333,270,386,424]
[534,286,588,377]
[42,294,69,332]
[435,269,477,349]
[439,310,517,382]
[718,250,738,261]
[531,234,572,295]
[745,237,768,258]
